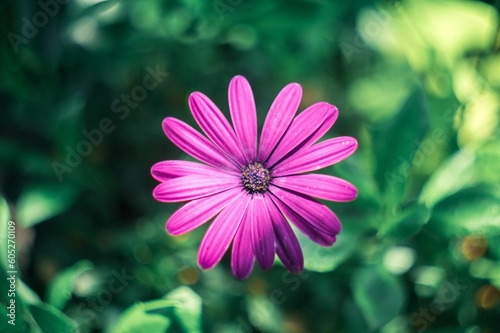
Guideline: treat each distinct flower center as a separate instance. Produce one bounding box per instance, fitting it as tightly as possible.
[241,162,271,194]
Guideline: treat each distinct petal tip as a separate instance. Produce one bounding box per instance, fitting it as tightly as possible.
[233,269,252,280]
[197,256,215,271]
[231,75,248,82]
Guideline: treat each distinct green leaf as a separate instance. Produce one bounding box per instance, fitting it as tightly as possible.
[419,149,476,207]
[0,305,14,333]
[16,183,79,228]
[46,260,94,310]
[0,196,12,270]
[111,287,202,333]
[431,186,500,236]
[111,300,172,333]
[372,88,430,203]
[378,204,431,240]
[246,296,283,333]
[299,227,359,273]
[352,266,406,329]
[476,139,500,183]
[17,280,41,305]
[165,286,202,333]
[29,303,78,333]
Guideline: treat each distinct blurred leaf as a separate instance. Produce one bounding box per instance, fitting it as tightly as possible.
[378,204,430,240]
[0,196,12,270]
[16,183,79,228]
[29,303,77,333]
[165,286,202,333]
[0,306,13,333]
[111,300,172,333]
[299,227,358,273]
[431,186,500,236]
[352,266,406,329]
[372,88,430,203]
[407,0,499,65]
[348,71,412,123]
[111,286,201,333]
[333,135,382,214]
[419,149,476,207]
[457,90,500,147]
[476,139,500,183]
[246,296,283,333]
[46,260,94,310]
[17,280,41,305]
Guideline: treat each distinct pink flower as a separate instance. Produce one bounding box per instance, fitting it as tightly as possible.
[152,75,357,279]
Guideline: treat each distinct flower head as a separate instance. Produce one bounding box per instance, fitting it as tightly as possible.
[151,75,357,279]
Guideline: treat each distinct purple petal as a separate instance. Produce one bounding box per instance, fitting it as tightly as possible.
[231,213,254,280]
[198,192,251,270]
[153,174,239,202]
[250,195,275,270]
[258,83,302,162]
[267,103,337,168]
[162,118,237,172]
[294,104,339,152]
[269,190,338,246]
[189,92,247,166]
[228,76,257,162]
[269,185,341,235]
[166,188,242,236]
[272,174,357,202]
[273,137,357,176]
[265,196,304,273]
[151,160,234,181]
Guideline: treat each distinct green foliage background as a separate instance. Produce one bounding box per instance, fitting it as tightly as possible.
[1,0,500,332]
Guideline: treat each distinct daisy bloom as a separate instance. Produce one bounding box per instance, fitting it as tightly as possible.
[151,75,357,279]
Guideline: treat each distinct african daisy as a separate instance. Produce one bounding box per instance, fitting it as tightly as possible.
[152,75,357,279]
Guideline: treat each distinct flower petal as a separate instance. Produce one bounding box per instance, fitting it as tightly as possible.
[231,213,254,280]
[166,187,242,236]
[270,185,341,235]
[267,103,337,167]
[272,174,357,202]
[153,174,239,202]
[228,75,257,162]
[258,83,302,162]
[269,192,337,247]
[151,160,234,182]
[250,195,275,270]
[265,196,303,273]
[189,92,247,166]
[273,137,357,176]
[294,104,339,152]
[198,192,251,270]
[162,117,237,172]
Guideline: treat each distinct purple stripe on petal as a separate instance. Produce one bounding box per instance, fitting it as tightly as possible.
[198,192,251,270]
[228,76,257,162]
[265,196,303,274]
[162,117,238,172]
[270,185,341,235]
[250,195,275,270]
[271,192,335,246]
[258,83,302,162]
[153,174,239,202]
[293,104,338,153]
[273,136,357,176]
[269,192,336,247]
[272,174,357,202]
[231,213,254,280]
[151,160,235,182]
[267,103,337,167]
[189,92,247,166]
[166,187,242,236]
